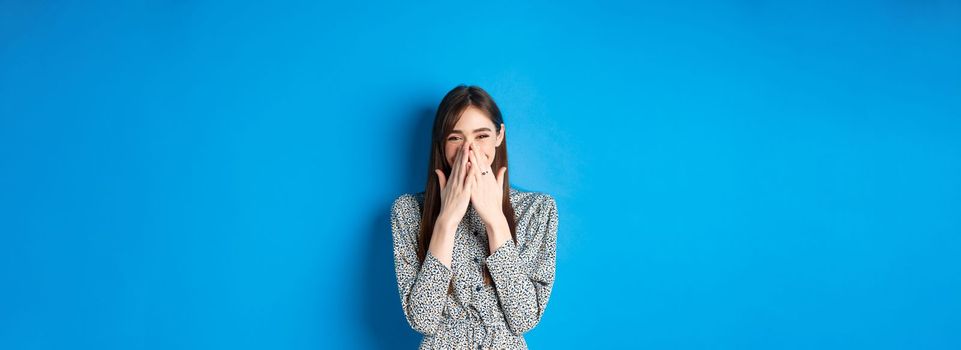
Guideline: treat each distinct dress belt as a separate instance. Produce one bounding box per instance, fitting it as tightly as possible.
[446,313,490,348]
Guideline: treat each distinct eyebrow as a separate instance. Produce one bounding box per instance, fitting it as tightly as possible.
[450,127,493,135]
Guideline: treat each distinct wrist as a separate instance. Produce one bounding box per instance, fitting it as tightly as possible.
[435,213,458,232]
[483,214,508,231]
[485,216,512,254]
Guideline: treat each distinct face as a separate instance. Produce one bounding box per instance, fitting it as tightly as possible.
[444,106,505,170]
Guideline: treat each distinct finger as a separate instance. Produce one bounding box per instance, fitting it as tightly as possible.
[496,166,507,188]
[459,143,470,183]
[435,169,447,190]
[450,147,464,186]
[468,143,478,171]
[473,145,490,172]
[471,144,490,175]
[466,165,477,192]
[467,145,479,182]
[463,152,474,188]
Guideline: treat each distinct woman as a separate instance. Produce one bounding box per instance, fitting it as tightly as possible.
[390,85,558,349]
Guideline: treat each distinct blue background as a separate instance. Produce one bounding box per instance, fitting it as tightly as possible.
[2,0,960,348]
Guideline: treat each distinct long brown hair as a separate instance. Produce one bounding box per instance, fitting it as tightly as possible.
[418,85,517,288]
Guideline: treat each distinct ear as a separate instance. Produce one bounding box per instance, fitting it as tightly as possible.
[496,123,505,147]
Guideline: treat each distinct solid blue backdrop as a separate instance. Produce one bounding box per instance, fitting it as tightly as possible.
[1,0,959,349]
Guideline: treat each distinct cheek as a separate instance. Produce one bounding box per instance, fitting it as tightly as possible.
[482,146,496,164]
[475,139,494,158]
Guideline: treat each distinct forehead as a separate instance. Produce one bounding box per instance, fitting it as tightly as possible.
[453,107,495,130]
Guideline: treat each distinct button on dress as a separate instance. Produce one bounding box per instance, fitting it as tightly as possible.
[390,187,558,349]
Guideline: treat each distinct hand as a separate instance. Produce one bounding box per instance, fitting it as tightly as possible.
[434,142,476,230]
[467,142,507,227]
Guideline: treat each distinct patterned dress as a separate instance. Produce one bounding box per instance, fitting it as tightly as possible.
[390,187,558,349]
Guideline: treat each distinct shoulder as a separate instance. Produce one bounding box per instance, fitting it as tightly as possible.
[391,191,425,218]
[509,187,557,216]
[509,188,558,245]
[391,191,423,209]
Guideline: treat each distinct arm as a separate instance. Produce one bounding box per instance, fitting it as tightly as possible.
[390,195,452,336]
[485,194,558,335]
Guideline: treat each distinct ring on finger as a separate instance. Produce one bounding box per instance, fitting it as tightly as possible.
[469,146,487,175]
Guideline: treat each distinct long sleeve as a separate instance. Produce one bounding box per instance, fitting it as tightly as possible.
[390,194,452,336]
[486,194,558,335]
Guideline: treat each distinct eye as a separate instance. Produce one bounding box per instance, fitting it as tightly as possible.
[447,136,461,141]
[478,134,489,139]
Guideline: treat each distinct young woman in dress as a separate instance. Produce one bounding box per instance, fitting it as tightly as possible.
[390,85,558,349]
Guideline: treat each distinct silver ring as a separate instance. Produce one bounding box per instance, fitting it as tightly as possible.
[480,170,489,175]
